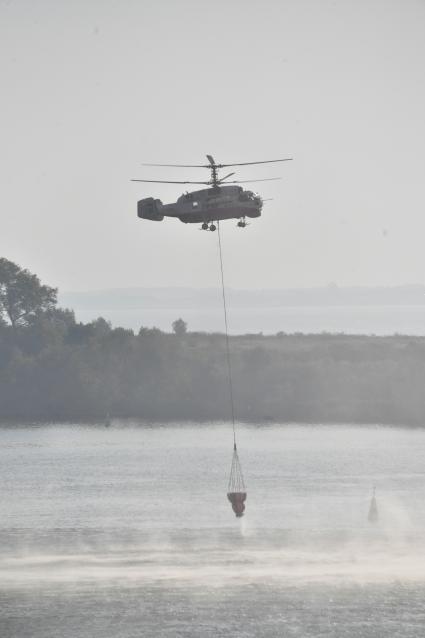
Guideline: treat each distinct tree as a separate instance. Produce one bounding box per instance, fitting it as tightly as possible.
[0,258,57,329]
[172,318,187,337]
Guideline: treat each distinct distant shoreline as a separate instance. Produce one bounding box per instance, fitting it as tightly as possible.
[2,330,425,426]
[0,417,422,428]
[59,303,425,337]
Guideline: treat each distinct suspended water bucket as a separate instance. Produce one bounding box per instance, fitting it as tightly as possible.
[227,444,247,517]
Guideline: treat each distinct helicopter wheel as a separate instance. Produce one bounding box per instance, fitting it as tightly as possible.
[237,219,247,228]
[201,222,209,230]
[209,224,217,232]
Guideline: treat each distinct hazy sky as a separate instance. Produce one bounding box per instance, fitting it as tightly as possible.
[1,0,425,291]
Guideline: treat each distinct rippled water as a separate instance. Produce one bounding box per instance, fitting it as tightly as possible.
[2,423,425,637]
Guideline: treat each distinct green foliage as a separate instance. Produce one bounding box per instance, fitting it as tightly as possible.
[1,259,425,424]
[0,258,57,329]
[172,318,187,337]
[1,313,425,423]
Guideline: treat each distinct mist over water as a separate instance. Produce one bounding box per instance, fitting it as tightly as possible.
[2,423,425,637]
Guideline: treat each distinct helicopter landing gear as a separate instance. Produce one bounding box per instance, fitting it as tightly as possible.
[237,218,247,228]
[201,222,216,231]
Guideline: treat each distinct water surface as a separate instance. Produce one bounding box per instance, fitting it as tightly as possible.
[1,423,425,637]
[71,304,425,335]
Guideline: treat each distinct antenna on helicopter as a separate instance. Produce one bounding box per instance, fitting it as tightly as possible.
[133,155,292,188]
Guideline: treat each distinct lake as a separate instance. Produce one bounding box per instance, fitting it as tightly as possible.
[71,305,425,335]
[1,423,425,637]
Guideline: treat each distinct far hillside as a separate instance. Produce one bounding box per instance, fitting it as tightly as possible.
[1,257,425,424]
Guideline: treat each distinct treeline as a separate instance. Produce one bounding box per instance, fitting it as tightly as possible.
[2,314,425,424]
[1,258,425,424]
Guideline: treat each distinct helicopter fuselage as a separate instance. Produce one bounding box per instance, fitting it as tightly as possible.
[137,185,262,225]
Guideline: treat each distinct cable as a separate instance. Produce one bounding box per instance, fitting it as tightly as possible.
[217,221,237,449]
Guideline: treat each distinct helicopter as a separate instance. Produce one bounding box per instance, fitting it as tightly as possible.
[131,155,292,231]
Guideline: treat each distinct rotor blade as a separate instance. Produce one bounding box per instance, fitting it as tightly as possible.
[217,158,293,168]
[217,172,235,182]
[138,158,293,169]
[220,177,282,184]
[131,179,210,184]
[141,163,209,168]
